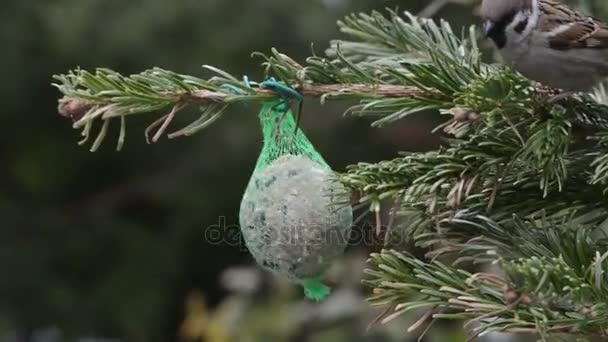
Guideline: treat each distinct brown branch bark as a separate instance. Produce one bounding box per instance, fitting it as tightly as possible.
[187,84,442,100]
[57,84,446,120]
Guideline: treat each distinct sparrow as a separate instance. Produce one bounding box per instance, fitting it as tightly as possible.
[480,0,608,91]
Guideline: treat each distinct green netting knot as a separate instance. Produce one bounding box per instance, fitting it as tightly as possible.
[302,277,331,301]
[254,100,329,173]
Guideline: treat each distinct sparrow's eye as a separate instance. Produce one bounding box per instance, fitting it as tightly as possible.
[483,21,494,36]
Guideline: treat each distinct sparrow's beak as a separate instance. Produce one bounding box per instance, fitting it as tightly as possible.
[483,20,494,37]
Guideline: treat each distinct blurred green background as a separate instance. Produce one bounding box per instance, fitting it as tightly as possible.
[0,1,480,341]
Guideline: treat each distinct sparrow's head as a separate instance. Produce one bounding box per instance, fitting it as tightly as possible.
[480,0,533,48]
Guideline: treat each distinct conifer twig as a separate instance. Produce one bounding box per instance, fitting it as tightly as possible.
[57,83,445,119]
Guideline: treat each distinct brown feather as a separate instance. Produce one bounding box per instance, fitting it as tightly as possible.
[539,0,608,49]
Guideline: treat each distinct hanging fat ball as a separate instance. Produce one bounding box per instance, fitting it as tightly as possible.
[240,100,353,301]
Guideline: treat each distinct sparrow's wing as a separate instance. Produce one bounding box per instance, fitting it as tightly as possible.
[539,0,608,49]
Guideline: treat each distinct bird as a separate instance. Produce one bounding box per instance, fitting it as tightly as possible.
[480,0,608,92]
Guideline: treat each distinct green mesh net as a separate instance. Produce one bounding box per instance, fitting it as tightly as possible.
[253,100,329,173]
[243,100,345,301]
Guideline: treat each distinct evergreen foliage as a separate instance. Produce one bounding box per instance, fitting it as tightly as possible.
[53,3,608,340]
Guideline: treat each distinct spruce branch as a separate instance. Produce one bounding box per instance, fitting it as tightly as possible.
[53,10,608,151]
[54,66,443,150]
[327,10,481,77]
[425,214,608,263]
[366,249,608,339]
[53,11,485,150]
